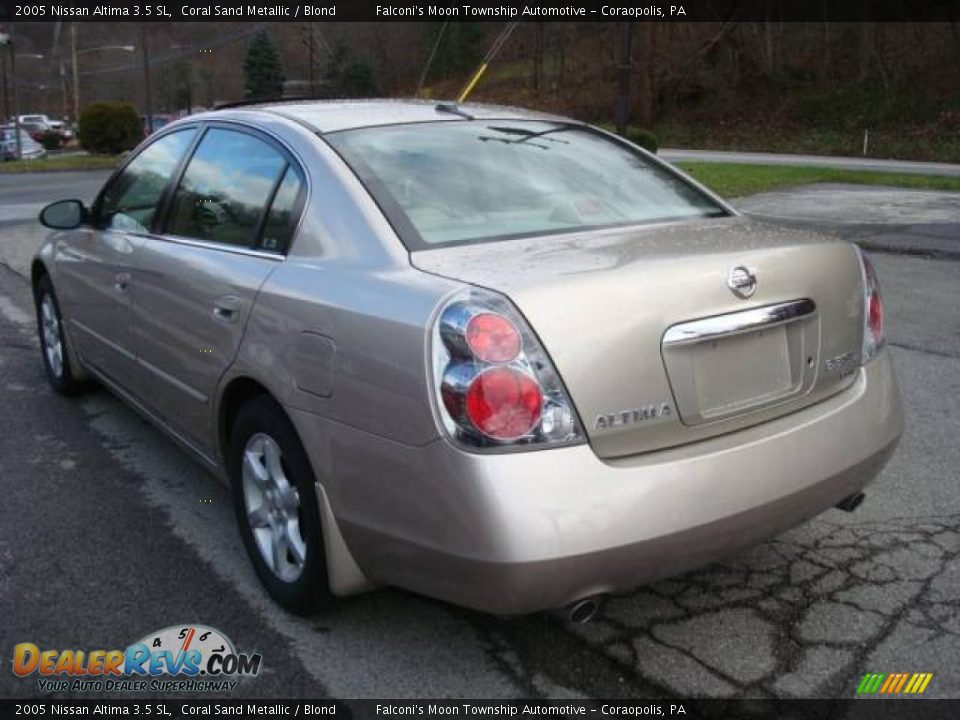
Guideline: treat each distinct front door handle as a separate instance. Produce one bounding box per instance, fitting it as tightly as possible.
[212,295,242,324]
[113,272,131,293]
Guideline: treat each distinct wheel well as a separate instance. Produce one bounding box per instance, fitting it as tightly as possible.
[31,260,48,298]
[218,377,273,458]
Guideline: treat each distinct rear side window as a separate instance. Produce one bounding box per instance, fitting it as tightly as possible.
[98,128,196,233]
[259,166,304,252]
[165,127,287,248]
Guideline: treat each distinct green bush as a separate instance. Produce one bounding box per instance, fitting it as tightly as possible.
[79,102,143,155]
[37,130,63,151]
[625,127,658,154]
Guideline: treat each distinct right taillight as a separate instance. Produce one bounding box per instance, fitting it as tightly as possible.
[857,248,885,363]
[431,287,584,450]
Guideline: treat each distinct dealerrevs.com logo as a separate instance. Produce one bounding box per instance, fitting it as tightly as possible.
[13,625,262,693]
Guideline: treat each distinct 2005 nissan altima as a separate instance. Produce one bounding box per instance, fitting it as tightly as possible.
[33,100,902,619]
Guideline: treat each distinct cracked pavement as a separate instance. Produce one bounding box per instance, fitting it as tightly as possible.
[1,175,958,699]
[552,510,960,698]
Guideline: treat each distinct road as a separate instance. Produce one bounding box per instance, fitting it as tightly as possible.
[737,184,960,260]
[0,172,958,700]
[660,149,960,177]
[0,171,111,227]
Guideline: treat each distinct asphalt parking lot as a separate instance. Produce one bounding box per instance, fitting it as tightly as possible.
[0,172,957,699]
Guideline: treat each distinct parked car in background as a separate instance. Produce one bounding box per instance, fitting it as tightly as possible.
[47,119,74,141]
[19,121,48,141]
[31,100,903,619]
[13,114,73,143]
[0,124,46,160]
[15,113,53,129]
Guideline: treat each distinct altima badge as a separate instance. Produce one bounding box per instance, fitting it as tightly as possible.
[825,350,858,376]
[595,403,672,430]
[727,265,757,298]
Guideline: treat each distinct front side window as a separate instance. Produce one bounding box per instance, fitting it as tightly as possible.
[326,121,727,249]
[98,128,196,233]
[165,128,287,247]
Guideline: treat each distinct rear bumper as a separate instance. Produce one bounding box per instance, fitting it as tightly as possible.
[311,350,903,615]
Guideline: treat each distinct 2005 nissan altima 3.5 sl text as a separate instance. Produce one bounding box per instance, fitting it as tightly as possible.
[31,99,903,619]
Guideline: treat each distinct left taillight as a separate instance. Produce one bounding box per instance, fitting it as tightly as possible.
[430,287,584,450]
[857,248,885,363]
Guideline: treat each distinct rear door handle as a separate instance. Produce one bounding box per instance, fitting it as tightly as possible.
[113,272,131,293]
[212,295,242,324]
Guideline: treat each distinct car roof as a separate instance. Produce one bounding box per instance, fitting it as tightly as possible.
[203,98,575,134]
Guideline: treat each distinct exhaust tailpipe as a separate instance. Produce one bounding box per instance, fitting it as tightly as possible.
[836,491,865,513]
[562,596,605,624]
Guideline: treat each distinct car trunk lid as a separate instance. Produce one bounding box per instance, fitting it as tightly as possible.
[412,217,865,458]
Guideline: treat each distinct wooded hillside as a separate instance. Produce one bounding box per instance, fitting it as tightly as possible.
[7,21,959,160]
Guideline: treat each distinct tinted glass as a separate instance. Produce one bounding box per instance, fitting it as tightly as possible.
[166,128,286,247]
[98,128,196,233]
[259,166,304,252]
[327,121,727,249]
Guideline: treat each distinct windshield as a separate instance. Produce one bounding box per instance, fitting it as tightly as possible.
[325,120,727,249]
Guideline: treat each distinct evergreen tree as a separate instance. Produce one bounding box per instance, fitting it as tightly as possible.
[340,61,377,97]
[244,31,285,100]
[323,42,378,98]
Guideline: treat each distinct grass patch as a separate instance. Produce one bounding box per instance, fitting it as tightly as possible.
[0,154,121,173]
[656,121,960,164]
[675,162,960,198]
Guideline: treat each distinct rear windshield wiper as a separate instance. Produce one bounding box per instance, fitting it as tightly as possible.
[484,125,572,145]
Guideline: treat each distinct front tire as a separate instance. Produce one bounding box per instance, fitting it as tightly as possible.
[35,274,87,395]
[227,395,332,614]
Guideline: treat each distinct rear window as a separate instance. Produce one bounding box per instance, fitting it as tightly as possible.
[325,121,727,249]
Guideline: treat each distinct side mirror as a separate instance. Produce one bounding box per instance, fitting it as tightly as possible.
[39,199,86,230]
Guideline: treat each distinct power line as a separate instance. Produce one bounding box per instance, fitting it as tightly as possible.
[416,21,449,97]
[457,21,520,103]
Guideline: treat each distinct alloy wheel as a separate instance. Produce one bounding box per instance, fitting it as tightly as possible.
[40,293,64,379]
[241,433,307,583]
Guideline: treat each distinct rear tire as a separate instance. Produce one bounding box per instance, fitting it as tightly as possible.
[35,274,87,396]
[227,395,332,614]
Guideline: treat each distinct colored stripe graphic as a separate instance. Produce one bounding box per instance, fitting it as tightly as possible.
[879,674,898,693]
[857,672,933,694]
[857,673,884,693]
[893,673,909,693]
[905,673,933,694]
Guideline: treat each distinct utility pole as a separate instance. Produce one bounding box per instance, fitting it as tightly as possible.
[59,61,68,121]
[10,25,20,159]
[141,24,152,131]
[533,22,544,94]
[53,21,68,122]
[615,22,633,136]
[307,25,315,96]
[0,42,7,121]
[70,23,79,123]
